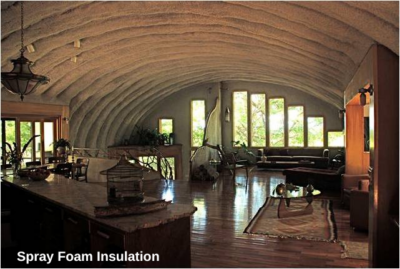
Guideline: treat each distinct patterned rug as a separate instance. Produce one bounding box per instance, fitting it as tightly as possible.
[341,241,369,260]
[244,198,337,242]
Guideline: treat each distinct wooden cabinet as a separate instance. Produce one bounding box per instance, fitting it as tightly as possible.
[90,222,126,268]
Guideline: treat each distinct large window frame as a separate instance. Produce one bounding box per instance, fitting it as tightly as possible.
[268,97,286,148]
[327,130,345,148]
[287,105,305,148]
[190,100,206,150]
[1,116,60,165]
[158,118,174,134]
[250,93,267,148]
[307,116,325,148]
[232,91,249,147]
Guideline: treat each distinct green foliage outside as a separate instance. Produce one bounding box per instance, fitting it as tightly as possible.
[288,106,304,147]
[233,92,248,145]
[328,131,344,147]
[191,100,205,147]
[160,119,173,134]
[251,94,266,147]
[269,98,285,147]
[308,117,324,147]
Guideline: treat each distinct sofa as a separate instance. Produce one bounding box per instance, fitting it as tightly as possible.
[257,148,330,169]
[283,165,345,191]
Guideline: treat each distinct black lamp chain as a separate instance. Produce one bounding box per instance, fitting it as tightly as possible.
[20,1,24,54]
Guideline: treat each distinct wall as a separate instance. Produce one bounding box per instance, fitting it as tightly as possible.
[140,81,343,179]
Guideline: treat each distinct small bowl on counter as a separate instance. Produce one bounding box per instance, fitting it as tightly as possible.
[28,169,50,181]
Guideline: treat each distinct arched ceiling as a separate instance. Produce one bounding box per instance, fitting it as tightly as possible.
[1,1,398,148]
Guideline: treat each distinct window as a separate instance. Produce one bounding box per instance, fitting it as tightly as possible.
[269,98,285,147]
[328,131,345,147]
[288,106,304,147]
[308,117,324,147]
[159,119,173,134]
[250,94,266,147]
[233,91,248,145]
[20,121,33,162]
[1,118,58,166]
[191,100,205,147]
[1,119,16,166]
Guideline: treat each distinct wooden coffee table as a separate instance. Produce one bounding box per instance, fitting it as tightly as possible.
[270,185,321,218]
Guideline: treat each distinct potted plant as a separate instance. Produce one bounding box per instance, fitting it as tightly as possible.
[4,135,40,171]
[53,138,71,155]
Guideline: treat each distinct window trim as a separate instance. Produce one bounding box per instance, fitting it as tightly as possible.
[249,93,267,148]
[327,130,345,148]
[1,116,60,165]
[287,105,305,148]
[232,90,249,148]
[190,99,206,149]
[268,97,286,148]
[158,118,174,134]
[306,115,325,148]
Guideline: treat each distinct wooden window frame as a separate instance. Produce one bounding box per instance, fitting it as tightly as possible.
[268,97,286,148]
[287,105,305,148]
[249,93,267,148]
[190,99,206,150]
[158,118,174,134]
[232,90,249,148]
[306,116,325,148]
[327,130,345,148]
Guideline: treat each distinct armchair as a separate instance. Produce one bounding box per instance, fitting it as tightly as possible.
[215,145,249,180]
[341,174,369,208]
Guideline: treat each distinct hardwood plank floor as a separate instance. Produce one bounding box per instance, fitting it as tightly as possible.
[144,169,369,268]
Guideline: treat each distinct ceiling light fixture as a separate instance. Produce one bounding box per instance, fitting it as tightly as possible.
[74,39,81,48]
[358,85,374,106]
[26,44,35,53]
[1,2,49,101]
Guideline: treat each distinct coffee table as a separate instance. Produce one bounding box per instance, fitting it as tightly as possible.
[270,184,321,218]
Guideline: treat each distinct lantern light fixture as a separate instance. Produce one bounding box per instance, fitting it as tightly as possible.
[1,1,49,101]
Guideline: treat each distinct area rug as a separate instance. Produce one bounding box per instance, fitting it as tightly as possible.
[340,241,369,260]
[244,198,337,242]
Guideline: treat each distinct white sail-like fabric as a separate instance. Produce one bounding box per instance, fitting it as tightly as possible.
[191,94,222,179]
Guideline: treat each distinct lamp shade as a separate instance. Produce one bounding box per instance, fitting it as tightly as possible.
[1,54,49,101]
[225,107,231,122]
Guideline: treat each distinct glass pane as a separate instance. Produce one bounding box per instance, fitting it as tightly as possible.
[288,106,304,147]
[44,122,54,161]
[233,92,248,145]
[4,120,16,164]
[269,98,285,147]
[35,122,41,162]
[328,131,344,147]
[308,117,324,147]
[20,122,33,162]
[5,120,16,145]
[251,94,266,147]
[159,119,173,134]
[191,100,205,147]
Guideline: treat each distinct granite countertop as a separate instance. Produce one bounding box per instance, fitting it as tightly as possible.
[2,174,197,233]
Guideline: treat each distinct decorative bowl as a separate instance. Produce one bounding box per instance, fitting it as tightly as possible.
[17,169,30,178]
[29,169,50,181]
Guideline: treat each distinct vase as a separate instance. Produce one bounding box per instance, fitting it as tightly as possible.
[13,162,20,172]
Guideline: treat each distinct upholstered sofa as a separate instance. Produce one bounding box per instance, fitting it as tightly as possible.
[283,165,345,191]
[257,148,330,169]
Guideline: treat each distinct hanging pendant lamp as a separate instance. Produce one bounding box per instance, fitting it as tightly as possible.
[1,1,49,101]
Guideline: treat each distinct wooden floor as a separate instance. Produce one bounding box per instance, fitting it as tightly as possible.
[144,170,369,268]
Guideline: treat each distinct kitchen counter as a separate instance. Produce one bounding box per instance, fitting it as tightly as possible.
[2,173,196,267]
